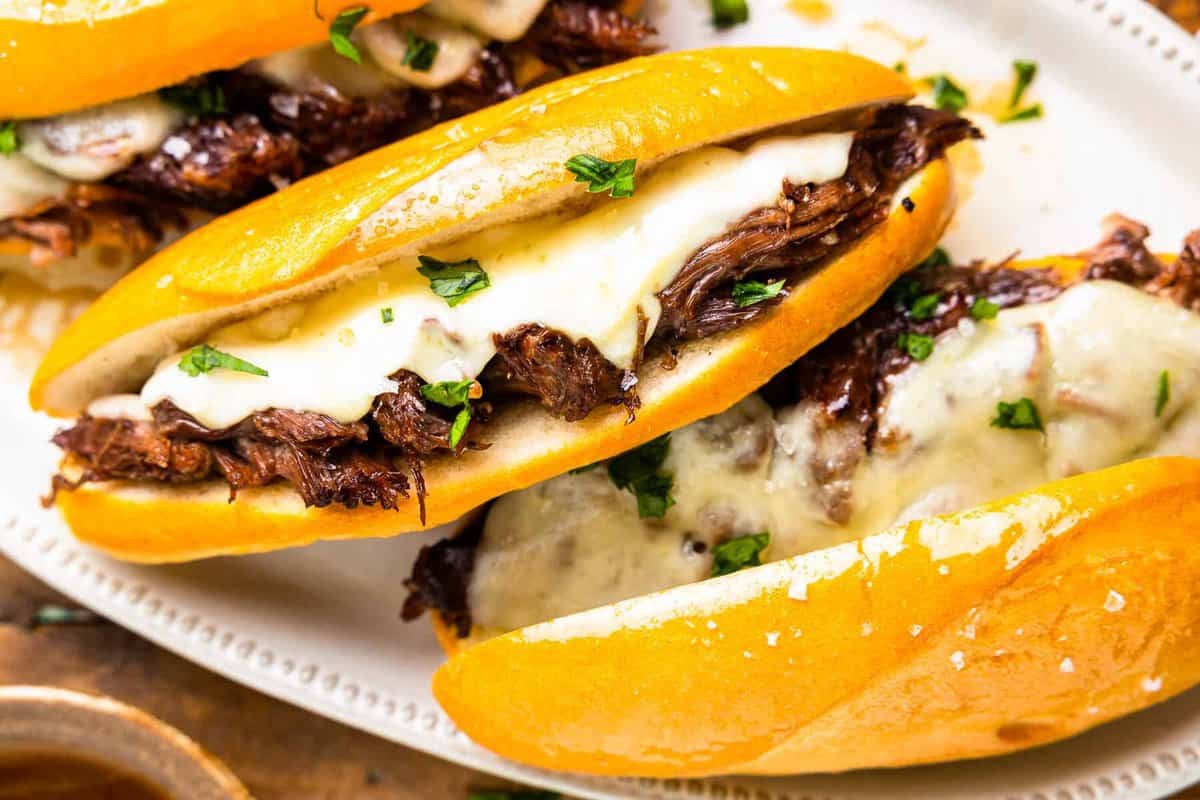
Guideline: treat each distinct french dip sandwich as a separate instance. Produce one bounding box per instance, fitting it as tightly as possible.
[31,48,975,563]
[422,216,1200,776]
[1,0,654,288]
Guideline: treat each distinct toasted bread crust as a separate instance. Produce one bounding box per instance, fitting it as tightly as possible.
[1,0,426,118]
[49,158,953,562]
[431,457,1200,776]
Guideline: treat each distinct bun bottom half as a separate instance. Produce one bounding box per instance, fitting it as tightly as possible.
[432,457,1200,777]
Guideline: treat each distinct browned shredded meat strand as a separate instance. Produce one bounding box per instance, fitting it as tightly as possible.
[400,513,485,637]
[50,103,974,517]
[112,114,306,212]
[0,185,186,267]
[524,0,659,71]
[1086,213,1200,311]
[372,370,490,457]
[410,44,521,127]
[656,105,981,340]
[487,324,638,421]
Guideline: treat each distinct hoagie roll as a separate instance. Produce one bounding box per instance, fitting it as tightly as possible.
[418,216,1200,775]
[32,48,973,562]
[1,0,654,288]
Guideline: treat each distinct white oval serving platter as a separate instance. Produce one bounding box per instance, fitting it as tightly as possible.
[4,1,1200,798]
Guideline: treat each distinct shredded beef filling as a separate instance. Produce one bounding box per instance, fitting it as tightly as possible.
[486,324,639,422]
[112,114,307,213]
[400,513,486,637]
[50,103,973,523]
[753,213,1200,518]
[773,262,1064,445]
[0,185,187,267]
[3,0,655,261]
[523,0,658,72]
[403,218,1200,633]
[655,105,981,341]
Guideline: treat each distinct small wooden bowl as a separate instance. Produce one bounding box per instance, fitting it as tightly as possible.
[0,686,251,799]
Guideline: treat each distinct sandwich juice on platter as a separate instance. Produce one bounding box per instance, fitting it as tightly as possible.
[420,215,1200,776]
[0,0,654,289]
[31,47,971,562]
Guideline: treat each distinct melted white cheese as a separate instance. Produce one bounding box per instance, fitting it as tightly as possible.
[473,395,777,626]
[86,394,153,421]
[18,95,181,183]
[0,155,69,218]
[250,43,405,98]
[425,0,550,42]
[137,133,855,429]
[470,281,1200,631]
[252,0,546,96]
[359,13,486,90]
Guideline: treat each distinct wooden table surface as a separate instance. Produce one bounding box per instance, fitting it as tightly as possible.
[3,5,1198,799]
[0,558,531,799]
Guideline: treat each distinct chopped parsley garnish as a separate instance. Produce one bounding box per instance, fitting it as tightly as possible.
[711,532,769,577]
[0,121,19,155]
[420,378,474,407]
[1156,371,1170,418]
[569,462,601,475]
[630,474,674,519]
[179,345,268,377]
[417,255,489,306]
[887,275,923,306]
[1000,103,1044,124]
[908,291,941,321]
[447,407,471,450]
[607,434,675,519]
[929,74,968,113]
[329,6,370,63]
[917,247,951,269]
[893,61,908,74]
[564,154,637,198]
[970,297,1000,320]
[469,792,561,800]
[380,306,394,324]
[731,278,785,308]
[1001,60,1042,124]
[420,379,477,450]
[897,331,934,361]
[710,0,749,28]
[402,31,439,71]
[158,83,227,116]
[29,604,101,629]
[992,397,1044,433]
[1009,60,1038,108]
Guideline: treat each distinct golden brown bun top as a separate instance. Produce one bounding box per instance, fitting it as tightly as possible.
[30,47,913,416]
[1,0,426,118]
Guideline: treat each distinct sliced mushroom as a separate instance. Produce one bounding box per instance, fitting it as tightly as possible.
[250,42,404,99]
[359,12,485,90]
[18,95,182,182]
[425,0,551,42]
[0,154,69,218]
